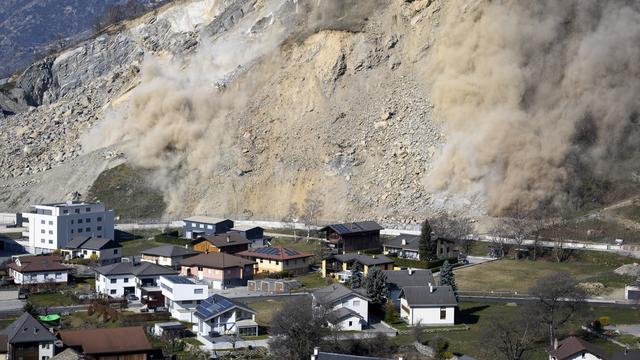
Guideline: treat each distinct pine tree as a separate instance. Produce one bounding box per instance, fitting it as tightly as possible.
[348,262,363,289]
[419,219,436,261]
[439,260,458,301]
[364,266,388,306]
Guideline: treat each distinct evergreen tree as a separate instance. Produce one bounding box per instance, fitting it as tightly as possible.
[384,299,396,323]
[348,262,363,289]
[439,260,458,301]
[364,266,388,306]
[419,219,436,261]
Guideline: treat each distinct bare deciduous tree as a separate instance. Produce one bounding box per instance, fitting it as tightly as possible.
[482,306,540,360]
[301,191,324,240]
[282,203,300,241]
[529,271,587,347]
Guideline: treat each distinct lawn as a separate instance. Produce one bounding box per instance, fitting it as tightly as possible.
[120,238,170,257]
[243,297,290,329]
[540,218,640,244]
[295,272,327,289]
[30,292,78,307]
[455,252,636,293]
[415,302,631,360]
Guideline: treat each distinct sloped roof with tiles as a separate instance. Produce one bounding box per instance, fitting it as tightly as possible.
[237,246,314,261]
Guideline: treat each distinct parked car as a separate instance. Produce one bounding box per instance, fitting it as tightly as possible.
[18,288,30,300]
[126,294,139,301]
[154,306,168,313]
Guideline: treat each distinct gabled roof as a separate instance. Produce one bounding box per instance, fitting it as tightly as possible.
[193,233,251,248]
[548,336,608,360]
[328,307,363,324]
[94,262,177,277]
[313,284,369,306]
[237,246,314,261]
[51,347,82,360]
[0,312,56,344]
[328,253,394,266]
[231,225,263,232]
[140,244,198,258]
[180,253,255,269]
[384,234,420,251]
[399,286,458,307]
[8,255,69,273]
[320,221,383,234]
[184,216,232,224]
[64,236,120,251]
[195,294,255,321]
[58,326,151,355]
[383,269,435,289]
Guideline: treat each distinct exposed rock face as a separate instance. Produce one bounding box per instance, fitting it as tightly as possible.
[0,0,460,225]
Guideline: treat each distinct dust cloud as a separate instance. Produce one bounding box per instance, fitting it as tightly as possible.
[426,0,640,215]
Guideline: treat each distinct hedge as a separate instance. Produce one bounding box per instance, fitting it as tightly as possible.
[390,257,458,270]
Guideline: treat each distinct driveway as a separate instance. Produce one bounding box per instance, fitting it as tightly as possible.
[610,324,640,337]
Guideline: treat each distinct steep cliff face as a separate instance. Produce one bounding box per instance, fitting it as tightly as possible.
[1,0,639,224]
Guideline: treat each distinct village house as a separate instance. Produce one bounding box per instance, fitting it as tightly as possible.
[320,221,383,253]
[383,234,457,260]
[194,294,258,348]
[183,216,234,239]
[398,285,457,326]
[322,253,394,279]
[192,233,251,254]
[0,313,56,360]
[548,336,607,360]
[140,244,198,269]
[7,254,70,285]
[21,200,114,254]
[230,225,271,248]
[159,275,209,323]
[61,236,121,265]
[58,326,153,360]
[237,246,314,275]
[310,348,403,360]
[383,269,435,307]
[180,253,255,289]
[313,284,370,331]
[94,262,178,307]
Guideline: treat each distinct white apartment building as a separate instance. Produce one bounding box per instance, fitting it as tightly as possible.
[22,201,115,254]
[160,275,209,322]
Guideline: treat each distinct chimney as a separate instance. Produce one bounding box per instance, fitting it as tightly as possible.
[553,338,558,350]
[226,235,231,243]
[401,238,406,246]
[372,254,377,259]
[311,347,320,360]
[357,251,361,255]
[428,282,433,293]
[408,268,413,276]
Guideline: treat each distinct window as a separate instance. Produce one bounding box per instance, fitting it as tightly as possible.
[71,220,74,224]
[40,220,45,224]
[78,219,83,224]
[97,217,102,222]
[97,226,102,231]
[83,250,87,255]
[197,266,203,271]
[78,228,83,233]
[48,230,53,235]
[41,229,45,234]
[348,321,353,327]
[111,279,117,284]
[86,207,91,212]
[92,251,96,255]
[194,288,204,294]
[41,239,45,243]
[124,278,129,283]
[49,240,53,244]
[110,289,116,295]
[70,229,74,233]
[42,356,50,360]
[207,225,213,229]
[114,249,118,254]
[48,221,53,225]
[75,209,80,214]
[86,218,91,223]
[63,209,68,214]
[440,307,447,320]
[353,300,360,307]
[86,227,91,232]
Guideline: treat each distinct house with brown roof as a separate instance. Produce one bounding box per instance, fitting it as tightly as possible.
[192,233,250,254]
[320,221,383,253]
[180,253,255,289]
[140,244,198,269]
[237,246,314,274]
[7,255,70,285]
[548,336,607,360]
[58,326,153,360]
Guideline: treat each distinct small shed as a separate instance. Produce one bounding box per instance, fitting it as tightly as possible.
[153,321,186,337]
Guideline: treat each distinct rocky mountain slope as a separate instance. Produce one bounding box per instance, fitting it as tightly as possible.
[0,0,638,225]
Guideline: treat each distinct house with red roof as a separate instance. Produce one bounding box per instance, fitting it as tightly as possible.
[237,246,314,275]
[7,255,70,285]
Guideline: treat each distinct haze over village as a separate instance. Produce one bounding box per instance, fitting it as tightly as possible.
[0,0,640,360]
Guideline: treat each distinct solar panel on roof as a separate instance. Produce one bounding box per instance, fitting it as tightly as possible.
[333,224,350,233]
[284,248,298,256]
